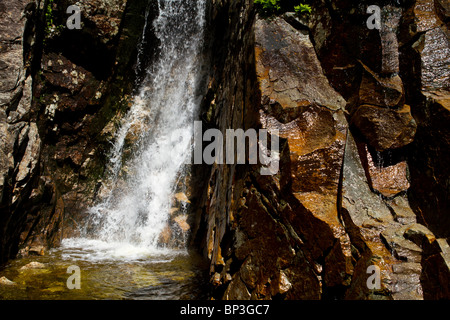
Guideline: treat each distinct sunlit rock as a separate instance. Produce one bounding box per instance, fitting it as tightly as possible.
[0,276,16,286]
[19,261,46,270]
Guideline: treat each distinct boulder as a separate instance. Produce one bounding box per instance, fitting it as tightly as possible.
[19,261,46,270]
[351,104,417,151]
[255,17,346,113]
[0,276,17,286]
[358,63,404,108]
[360,145,410,197]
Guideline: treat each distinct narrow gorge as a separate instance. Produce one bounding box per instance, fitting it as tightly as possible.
[0,0,449,300]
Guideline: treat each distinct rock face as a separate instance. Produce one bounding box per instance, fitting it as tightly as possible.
[191,0,450,300]
[399,0,450,242]
[0,0,449,301]
[0,0,44,264]
[0,0,154,263]
[351,104,417,151]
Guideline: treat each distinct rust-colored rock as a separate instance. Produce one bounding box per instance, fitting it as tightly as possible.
[351,104,417,151]
[358,63,405,108]
[173,215,190,232]
[0,276,17,286]
[255,18,346,112]
[360,145,410,197]
[157,224,172,246]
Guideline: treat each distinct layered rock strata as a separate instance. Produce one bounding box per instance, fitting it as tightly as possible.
[194,0,450,300]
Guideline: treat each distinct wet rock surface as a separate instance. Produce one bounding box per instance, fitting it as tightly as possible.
[0,0,449,301]
[193,0,450,300]
[0,0,43,264]
[351,104,417,151]
[0,0,155,263]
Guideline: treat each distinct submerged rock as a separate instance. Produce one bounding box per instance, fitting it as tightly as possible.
[0,276,17,286]
[19,262,46,270]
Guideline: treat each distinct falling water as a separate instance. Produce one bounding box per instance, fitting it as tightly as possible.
[61,0,207,261]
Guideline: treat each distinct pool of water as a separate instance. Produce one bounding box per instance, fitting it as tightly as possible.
[0,239,209,300]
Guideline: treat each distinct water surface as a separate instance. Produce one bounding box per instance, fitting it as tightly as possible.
[0,239,208,300]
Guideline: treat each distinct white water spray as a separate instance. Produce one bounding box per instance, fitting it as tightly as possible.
[62,0,207,260]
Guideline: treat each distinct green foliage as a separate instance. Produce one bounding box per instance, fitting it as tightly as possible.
[294,3,312,16]
[44,0,65,41]
[254,0,312,18]
[45,0,54,34]
[254,0,282,16]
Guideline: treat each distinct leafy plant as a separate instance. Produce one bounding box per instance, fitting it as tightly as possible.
[44,0,65,41]
[254,0,282,16]
[45,0,54,33]
[294,3,312,16]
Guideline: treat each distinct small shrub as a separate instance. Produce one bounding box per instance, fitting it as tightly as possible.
[294,3,312,17]
[45,0,54,33]
[254,0,282,16]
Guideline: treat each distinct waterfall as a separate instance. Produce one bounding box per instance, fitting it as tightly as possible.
[62,0,207,261]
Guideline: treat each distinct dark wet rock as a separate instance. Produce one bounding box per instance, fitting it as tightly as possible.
[421,238,450,299]
[358,63,405,108]
[14,123,41,187]
[0,0,40,264]
[359,144,410,198]
[223,273,251,300]
[191,0,450,301]
[380,6,402,75]
[342,132,394,228]
[435,0,450,25]
[197,14,352,300]
[400,0,450,243]
[391,262,423,300]
[413,27,450,91]
[385,195,417,225]
[0,0,155,263]
[351,104,417,151]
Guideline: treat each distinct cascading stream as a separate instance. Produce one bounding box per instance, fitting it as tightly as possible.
[61,0,207,261]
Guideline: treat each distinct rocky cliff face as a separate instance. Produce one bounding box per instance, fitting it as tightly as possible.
[0,0,154,263]
[194,0,450,300]
[0,0,449,300]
